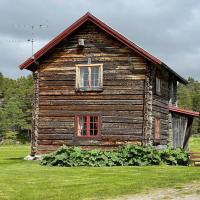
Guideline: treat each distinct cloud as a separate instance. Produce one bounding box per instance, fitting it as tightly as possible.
[0,0,199,80]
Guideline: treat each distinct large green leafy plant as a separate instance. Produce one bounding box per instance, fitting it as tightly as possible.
[159,148,188,165]
[41,145,188,167]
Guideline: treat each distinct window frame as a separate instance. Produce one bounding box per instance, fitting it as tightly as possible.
[154,117,161,141]
[75,64,103,91]
[75,114,101,138]
[156,77,161,95]
[169,81,174,105]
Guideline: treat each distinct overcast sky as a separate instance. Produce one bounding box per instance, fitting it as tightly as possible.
[0,0,200,80]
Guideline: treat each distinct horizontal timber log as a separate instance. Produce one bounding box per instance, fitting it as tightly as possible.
[39,110,144,117]
[42,56,145,63]
[40,75,75,81]
[39,128,74,134]
[39,116,74,121]
[38,134,73,140]
[102,128,142,135]
[39,90,144,95]
[102,116,143,123]
[152,100,168,108]
[39,104,144,111]
[39,80,144,87]
[153,105,169,115]
[39,80,75,86]
[38,123,74,129]
[101,135,143,141]
[39,94,144,100]
[38,140,73,145]
[39,85,144,91]
[39,99,144,106]
[102,123,143,129]
[40,67,75,72]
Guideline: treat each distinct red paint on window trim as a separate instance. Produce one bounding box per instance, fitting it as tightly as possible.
[75,115,101,138]
[155,117,160,140]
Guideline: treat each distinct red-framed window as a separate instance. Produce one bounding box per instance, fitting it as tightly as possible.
[155,117,160,140]
[76,115,100,137]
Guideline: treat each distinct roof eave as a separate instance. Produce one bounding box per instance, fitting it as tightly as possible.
[20,12,92,70]
[19,12,162,70]
[169,106,199,117]
[18,12,188,84]
[161,62,188,84]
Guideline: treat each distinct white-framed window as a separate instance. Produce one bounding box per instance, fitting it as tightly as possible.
[76,64,103,91]
[156,77,161,94]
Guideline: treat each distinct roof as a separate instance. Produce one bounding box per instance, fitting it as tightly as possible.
[19,12,187,84]
[169,106,199,117]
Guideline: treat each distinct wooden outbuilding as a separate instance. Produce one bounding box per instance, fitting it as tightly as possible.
[169,106,199,149]
[19,12,199,155]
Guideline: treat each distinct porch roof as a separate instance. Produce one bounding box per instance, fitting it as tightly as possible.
[169,106,199,117]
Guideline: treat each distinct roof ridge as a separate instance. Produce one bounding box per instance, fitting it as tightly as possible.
[19,12,187,84]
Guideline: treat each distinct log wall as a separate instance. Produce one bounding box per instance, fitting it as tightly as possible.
[151,65,178,145]
[168,77,178,146]
[34,22,148,154]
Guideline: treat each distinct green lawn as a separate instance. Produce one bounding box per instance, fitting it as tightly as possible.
[0,141,200,200]
[189,136,200,152]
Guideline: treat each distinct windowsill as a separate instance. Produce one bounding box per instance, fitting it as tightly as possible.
[75,87,103,92]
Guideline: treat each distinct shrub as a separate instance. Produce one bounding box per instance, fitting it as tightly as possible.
[116,145,161,166]
[40,145,189,167]
[159,148,188,166]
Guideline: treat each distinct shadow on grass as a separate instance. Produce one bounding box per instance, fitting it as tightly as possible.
[0,157,26,166]
[6,157,24,161]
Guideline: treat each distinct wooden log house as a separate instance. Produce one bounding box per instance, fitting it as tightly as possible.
[19,12,199,155]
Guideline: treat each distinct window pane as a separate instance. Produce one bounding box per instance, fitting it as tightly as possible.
[80,67,89,87]
[155,118,160,139]
[78,116,87,136]
[91,67,100,87]
[156,77,161,93]
[77,115,99,137]
[90,116,98,136]
[93,116,98,135]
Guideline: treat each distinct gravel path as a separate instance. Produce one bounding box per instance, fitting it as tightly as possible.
[113,182,200,200]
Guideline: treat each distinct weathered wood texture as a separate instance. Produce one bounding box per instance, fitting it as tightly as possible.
[143,64,153,144]
[172,114,188,148]
[31,71,39,155]
[172,113,193,150]
[152,65,171,145]
[34,22,147,154]
[169,78,177,106]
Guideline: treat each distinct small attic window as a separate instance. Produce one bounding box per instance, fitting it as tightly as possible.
[78,39,85,47]
[156,77,161,95]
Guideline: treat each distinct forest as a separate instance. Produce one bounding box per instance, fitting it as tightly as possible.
[0,72,199,143]
[0,73,33,143]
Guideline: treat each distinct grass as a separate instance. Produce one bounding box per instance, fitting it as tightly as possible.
[189,136,200,152]
[0,139,200,200]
